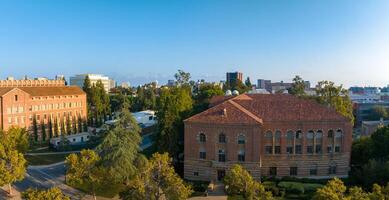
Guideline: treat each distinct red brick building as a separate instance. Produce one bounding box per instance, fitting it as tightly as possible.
[184,94,352,181]
[0,79,87,141]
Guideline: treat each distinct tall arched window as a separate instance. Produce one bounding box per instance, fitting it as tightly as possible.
[238,135,245,144]
[219,133,226,143]
[199,133,206,143]
[335,129,343,153]
[327,130,335,153]
[306,130,314,154]
[265,131,273,141]
[264,131,273,154]
[315,130,323,154]
[274,131,281,154]
[286,130,294,154]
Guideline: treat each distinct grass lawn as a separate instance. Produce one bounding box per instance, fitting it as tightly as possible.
[70,182,125,198]
[25,153,72,165]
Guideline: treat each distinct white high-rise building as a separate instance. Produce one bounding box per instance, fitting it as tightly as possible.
[70,74,115,93]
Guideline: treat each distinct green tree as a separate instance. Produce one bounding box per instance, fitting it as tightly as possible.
[32,115,38,142]
[369,183,389,200]
[155,86,193,158]
[174,69,191,86]
[53,117,59,137]
[66,150,106,200]
[0,127,30,153]
[315,80,354,123]
[0,143,27,196]
[245,77,252,88]
[224,164,273,200]
[288,75,307,96]
[48,117,53,139]
[41,121,46,142]
[66,114,72,135]
[313,178,347,200]
[96,101,141,184]
[369,106,389,120]
[193,83,224,113]
[22,187,70,200]
[120,153,193,200]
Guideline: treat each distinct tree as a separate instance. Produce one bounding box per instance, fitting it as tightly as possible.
[224,164,273,200]
[174,69,191,86]
[315,81,354,123]
[368,106,389,120]
[48,117,53,139]
[32,115,38,142]
[313,178,347,200]
[53,117,59,137]
[0,127,30,153]
[0,143,27,196]
[245,77,252,88]
[22,187,70,200]
[41,121,46,142]
[66,114,72,135]
[288,75,307,96]
[96,101,141,184]
[120,153,193,200]
[193,83,224,113]
[66,150,106,200]
[155,86,193,158]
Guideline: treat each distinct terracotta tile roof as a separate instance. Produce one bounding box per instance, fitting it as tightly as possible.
[0,86,85,97]
[186,94,349,124]
[208,95,234,107]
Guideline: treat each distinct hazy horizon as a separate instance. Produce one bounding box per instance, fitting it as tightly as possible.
[1,0,389,87]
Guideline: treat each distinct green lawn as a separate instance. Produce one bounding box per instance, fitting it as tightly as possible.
[25,153,72,165]
[69,182,125,198]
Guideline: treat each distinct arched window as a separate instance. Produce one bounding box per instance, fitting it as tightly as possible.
[307,130,314,139]
[238,135,245,144]
[286,131,294,141]
[199,133,206,143]
[335,129,343,138]
[219,133,226,143]
[218,149,226,162]
[275,131,281,142]
[315,130,323,154]
[265,131,273,140]
[328,130,334,138]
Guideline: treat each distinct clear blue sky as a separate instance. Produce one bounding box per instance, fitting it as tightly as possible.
[1,0,388,87]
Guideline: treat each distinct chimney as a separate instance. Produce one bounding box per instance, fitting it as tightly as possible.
[222,108,227,117]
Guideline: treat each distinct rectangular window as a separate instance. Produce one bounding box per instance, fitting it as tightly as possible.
[194,172,199,176]
[307,146,314,154]
[274,146,281,154]
[286,146,293,154]
[290,167,298,176]
[310,168,318,175]
[265,146,273,154]
[199,152,206,159]
[8,118,12,124]
[329,166,337,174]
[269,167,277,176]
[316,145,322,153]
[327,146,333,153]
[15,95,18,101]
[335,146,341,153]
[295,145,302,154]
[238,154,245,162]
[218,154,226,162]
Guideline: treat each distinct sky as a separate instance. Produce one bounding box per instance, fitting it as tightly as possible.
[0,0,389,87]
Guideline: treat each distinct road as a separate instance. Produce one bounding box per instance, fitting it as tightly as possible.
[14,162,85,200]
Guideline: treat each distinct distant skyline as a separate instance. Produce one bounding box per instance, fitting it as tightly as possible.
[1,0,389,87]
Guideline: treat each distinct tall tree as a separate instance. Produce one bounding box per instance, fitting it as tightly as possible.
[96,101,141,184]
[245,77,252,88]
[0,143,27,196]
[22,187,70,200]
[288,75,307,96]
[315,80,354,123]
[155,86,193,158]
[32,115,38,142]
[120,153,193,200]
[53,117,59,137]
[48,117,53,139]
[174,70,191,86]
[66,150,106,200]
[224,164,273,200]
[41,121,46,142]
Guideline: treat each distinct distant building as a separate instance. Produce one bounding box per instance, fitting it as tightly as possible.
[50,132,91,148]
[120,82,130,88]
[271,81,293,93]
[226,72,243,86]
[257,79,272,92]
[69,74,115,93]
[354,102,389,125]
[0,79,87,140]
[167,80,176,87]
[361,119,389,136]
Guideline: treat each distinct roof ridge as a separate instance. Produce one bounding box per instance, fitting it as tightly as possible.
[228,99,263,124]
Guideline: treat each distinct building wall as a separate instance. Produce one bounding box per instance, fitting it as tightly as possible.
[0,79,65,87]
[0,89,87,140]
[184,120,352,181]
[69,74,114,93]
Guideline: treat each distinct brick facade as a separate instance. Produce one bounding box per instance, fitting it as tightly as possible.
[184,94,352,181]
[0,86,87,140]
